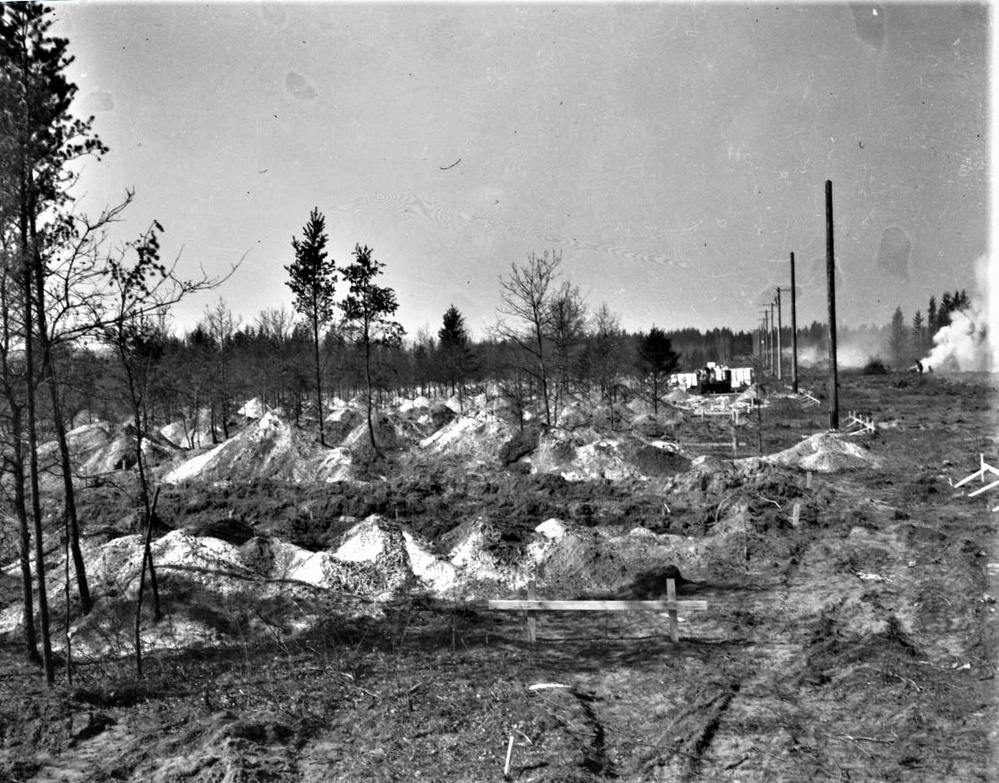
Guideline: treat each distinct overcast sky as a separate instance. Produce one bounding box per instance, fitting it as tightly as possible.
[52,2,989,341]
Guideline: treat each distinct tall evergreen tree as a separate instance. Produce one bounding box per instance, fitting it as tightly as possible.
[912,309,926,358]
[888,306,908,369]
[285,208,336,446]
[437,304,476,404]
[339,244,404,456]
[636,326,679,414]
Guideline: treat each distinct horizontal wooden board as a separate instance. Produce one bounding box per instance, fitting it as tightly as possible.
[486,599,708,612]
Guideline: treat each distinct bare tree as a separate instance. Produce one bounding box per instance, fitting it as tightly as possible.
[202,298,240,441]
[583,302,627,403]
[547,283,587,421]
[496,250,562,427]
[97,220,236,677]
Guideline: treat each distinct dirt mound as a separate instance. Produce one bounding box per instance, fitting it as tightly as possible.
[530,523,701,597]
[324,405,366,443]
[237,397,273,419]
[532,430,689,481]
[590,403,633,430]
[531,430,638,481]
[37,421,112,469]
[756,431,881,473]
[557,400,592,429]
[334,514,458,595]
[630,412,665,438]
[419,411,515,463]
[80,427,179,478]
[397,395,432,417]
[163,412,353,484]
[159,409,219,449]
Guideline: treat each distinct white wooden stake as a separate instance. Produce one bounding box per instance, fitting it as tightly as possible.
[504,734,515,778]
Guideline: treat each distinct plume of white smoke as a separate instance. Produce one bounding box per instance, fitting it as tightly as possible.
[922,255,996,372]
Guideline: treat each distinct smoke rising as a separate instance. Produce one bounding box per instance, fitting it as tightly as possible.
[922,255,995,372]
[923,306,990,371]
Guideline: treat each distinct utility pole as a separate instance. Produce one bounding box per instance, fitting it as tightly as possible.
[763,309,771,373]
[758,319,765,370]
[790,252,799,394]
[825,180,839,430]
[769,300,776,376]
[775,287,783,382]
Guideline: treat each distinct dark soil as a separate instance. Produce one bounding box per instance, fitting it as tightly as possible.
[1,369,996,782]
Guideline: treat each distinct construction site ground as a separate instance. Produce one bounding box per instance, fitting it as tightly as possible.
[1,369,997,782]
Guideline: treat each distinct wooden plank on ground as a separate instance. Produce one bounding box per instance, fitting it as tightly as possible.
[526,580,537,643]
[667,578,679,643]
[487,599,708,612]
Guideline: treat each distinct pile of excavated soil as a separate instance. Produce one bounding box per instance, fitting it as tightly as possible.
[80,429,179,478]
[531,430,690,481]
[159,409,220,450]
[163,412,353,484]
[419,411,516,463]
[36,422,113,471]
[758,431,881,472]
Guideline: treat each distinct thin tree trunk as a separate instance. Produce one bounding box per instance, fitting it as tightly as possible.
[38,349,92,613]
[31,229,91,614]
[1,287,39,662]
[23,244,53,685]
[120,343,161,620]
[313,317,326,446]
[364,334,380,456]
[12,441,39,664]
[64,510,72,684]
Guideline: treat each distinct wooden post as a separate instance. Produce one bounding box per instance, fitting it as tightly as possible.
[825,180,840,430]
[764,309,771,373]
[504,734,515,778]
[526,579,537,643]
[756,318,766,367]
[769,301,776,375]
[666,578,679,643]
[757,400,763,455]
[775,288,783,382]
[790,252,799,394]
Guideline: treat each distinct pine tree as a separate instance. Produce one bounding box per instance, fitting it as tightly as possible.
[889,306,908,369]
[912,309,925,358]
[636,327,679,414]
[437,305,476,404]
[339,244,404,456]
[285,208,337,446]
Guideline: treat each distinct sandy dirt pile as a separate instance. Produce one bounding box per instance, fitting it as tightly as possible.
[755,431,881,472]
[79,428,179,478]
[36,421,112,473]
[163,411,354,484]
[419,409,516,463]
[159,409,221,450]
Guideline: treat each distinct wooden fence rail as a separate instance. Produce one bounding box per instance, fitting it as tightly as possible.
[845,410,876,436]
[953,454,999,511]
[488,579,708,643]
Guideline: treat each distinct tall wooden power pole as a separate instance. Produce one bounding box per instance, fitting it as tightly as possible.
[790,252,799,394]
[775,288,783,382]
[825,180,839,430]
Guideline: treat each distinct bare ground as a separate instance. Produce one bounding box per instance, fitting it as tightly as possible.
[1,370,997,782]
